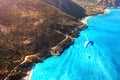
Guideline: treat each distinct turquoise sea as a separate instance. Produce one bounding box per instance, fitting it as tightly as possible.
[30,8,120,80]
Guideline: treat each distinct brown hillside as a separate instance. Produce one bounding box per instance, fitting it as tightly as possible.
[44,0,86,19]
[0,0,80,79]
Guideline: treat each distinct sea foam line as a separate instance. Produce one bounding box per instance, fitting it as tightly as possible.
[81,8,110,25]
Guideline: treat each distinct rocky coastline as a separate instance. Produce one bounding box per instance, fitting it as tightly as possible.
[4,24,86,80]
[4,9,105,80]
[0,0,108,79]
[23,13,98,80]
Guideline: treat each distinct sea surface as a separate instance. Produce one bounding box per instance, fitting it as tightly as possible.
[30,8,120,80]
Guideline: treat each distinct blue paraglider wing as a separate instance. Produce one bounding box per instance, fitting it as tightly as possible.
[84,41,94,48]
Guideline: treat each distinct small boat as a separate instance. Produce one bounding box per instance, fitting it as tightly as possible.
[84,41,94,48]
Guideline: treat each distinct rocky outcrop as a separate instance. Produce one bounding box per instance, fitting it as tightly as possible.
[50,24,85,56]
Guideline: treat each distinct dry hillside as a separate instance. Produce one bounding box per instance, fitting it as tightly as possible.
[0,0,81,79]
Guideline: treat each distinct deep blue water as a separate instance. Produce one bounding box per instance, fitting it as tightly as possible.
[30,8,120,80]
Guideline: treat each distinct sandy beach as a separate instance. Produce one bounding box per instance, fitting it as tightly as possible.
[80,16,91,25]
[81,9,109,25]
[104,9,110,14]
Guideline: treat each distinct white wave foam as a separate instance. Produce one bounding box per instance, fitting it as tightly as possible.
[104,9,110,14]
[81,16,91,25]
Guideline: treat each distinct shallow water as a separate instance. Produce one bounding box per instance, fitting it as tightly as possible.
[30,8,120,80]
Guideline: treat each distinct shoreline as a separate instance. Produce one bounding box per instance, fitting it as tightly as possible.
[23,7,118,80]
[22,10,106,80]
[21,9,106,80]
[80,16,91,25]
[104,8,110,14]
[21,24,86,80]
[6,8,108,80]
[80,8,111,25]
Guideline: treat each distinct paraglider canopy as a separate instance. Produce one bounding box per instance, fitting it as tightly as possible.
[84,41,94,48]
